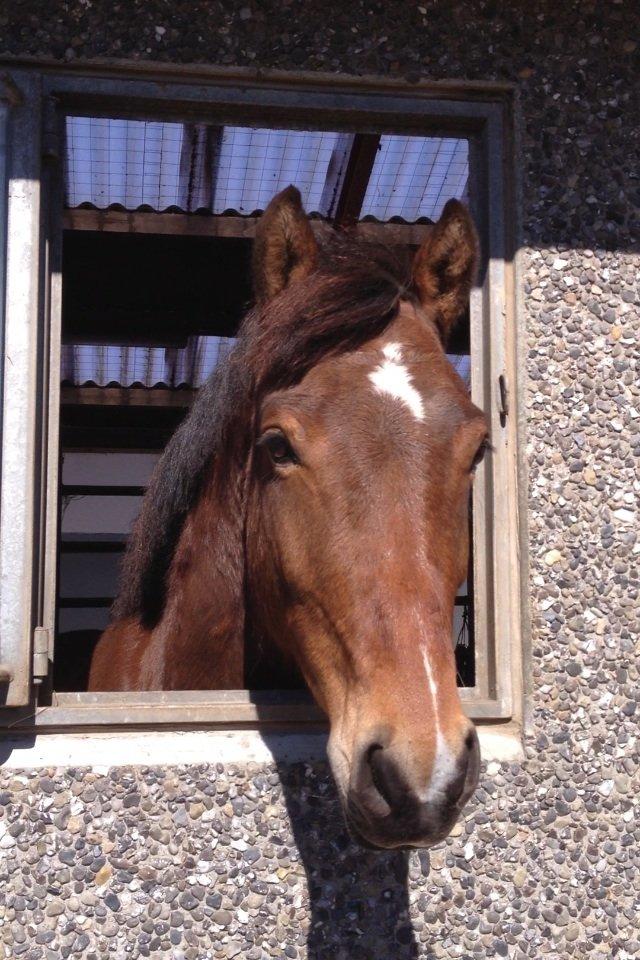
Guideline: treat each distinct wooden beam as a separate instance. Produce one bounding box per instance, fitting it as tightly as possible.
[60,428,177,452]
[61,484,145,497]
[61,386,195,408]
[332,133,381,229]
[58,597,114,608]
[62,207,431,246]
[63,207,258,239]
[60,540,126,554]
[355,220,432,246]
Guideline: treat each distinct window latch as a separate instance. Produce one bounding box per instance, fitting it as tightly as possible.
[498,373,509,423]
[32,627,51,682]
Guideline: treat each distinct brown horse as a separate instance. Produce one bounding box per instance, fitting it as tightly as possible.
[89,186,489,849]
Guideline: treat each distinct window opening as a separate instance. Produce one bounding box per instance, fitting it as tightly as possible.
[54,113,474,695]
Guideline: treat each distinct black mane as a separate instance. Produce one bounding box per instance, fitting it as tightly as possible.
[112,238,412,626]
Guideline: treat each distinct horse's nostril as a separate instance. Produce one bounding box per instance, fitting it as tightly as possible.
[367,745,391,806]
[441,729,480,808]
[363,743,407,813]
[444,756,470,805]
[365,742,384,763]
[454,727,480,807]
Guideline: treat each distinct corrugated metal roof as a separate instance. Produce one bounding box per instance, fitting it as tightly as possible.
[62,337,471,391]
[361,136,468,222]
[64,117,468,223]
[61,336,236,389]
[63,118,471,393]
[65,118,353,217]
[66,117,187,211]
[211,127,353,217]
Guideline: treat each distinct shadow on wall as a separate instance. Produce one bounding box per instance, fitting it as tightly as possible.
[262,734,420,960]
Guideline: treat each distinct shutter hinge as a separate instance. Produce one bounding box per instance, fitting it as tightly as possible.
[498,373,509,423]
[33,627,51,682]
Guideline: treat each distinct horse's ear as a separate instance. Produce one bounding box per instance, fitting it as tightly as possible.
[253,185,318,304]
[412,199,479,343]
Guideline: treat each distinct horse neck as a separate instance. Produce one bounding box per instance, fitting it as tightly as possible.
[153,458,247,690]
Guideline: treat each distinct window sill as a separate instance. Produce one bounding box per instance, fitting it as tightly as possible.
[0,722,523,769]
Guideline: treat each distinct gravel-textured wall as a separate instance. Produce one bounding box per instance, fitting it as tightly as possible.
[1,2,639,959]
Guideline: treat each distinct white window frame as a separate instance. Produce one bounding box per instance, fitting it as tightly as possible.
[0,62,524,729]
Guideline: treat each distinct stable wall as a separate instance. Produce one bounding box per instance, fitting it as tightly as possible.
[1,3,638,959]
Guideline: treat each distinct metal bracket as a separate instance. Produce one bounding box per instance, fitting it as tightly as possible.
[33,627,51,682]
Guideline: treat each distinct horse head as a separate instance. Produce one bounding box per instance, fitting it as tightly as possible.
[245,187,486,848]
[92,185,487,850]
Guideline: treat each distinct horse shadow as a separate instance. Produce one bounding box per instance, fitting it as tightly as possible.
[261,733,421,960]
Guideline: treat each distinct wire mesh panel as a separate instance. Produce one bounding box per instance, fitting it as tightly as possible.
[361,136,469,222]
[65,118,353,217]
[211,127,353,216]
[65,117,186,210]
[61,336,236,388]
[65,118,467,222]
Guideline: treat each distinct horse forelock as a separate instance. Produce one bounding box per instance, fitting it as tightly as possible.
[111,237,411,628]
[248,238,413,394]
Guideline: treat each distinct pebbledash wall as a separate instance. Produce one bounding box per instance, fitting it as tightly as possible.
[1,3,639,959]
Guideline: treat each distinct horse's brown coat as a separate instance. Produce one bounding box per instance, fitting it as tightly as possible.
[89,188,486,848]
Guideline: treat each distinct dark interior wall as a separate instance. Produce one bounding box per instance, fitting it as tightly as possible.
[63,232,253,343]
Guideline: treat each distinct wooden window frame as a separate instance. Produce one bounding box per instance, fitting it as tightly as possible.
[0,60,523,731]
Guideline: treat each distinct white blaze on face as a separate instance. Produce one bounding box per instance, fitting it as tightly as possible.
[420,644,457,804]
[368,342,425,421]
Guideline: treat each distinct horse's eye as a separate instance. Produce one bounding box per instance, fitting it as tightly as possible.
[260,430,297,466]
[470,437,492,473]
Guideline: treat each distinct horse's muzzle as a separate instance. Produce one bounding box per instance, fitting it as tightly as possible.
[343,727,480,849]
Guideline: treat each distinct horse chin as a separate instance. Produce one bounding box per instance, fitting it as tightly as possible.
[344,809,454,852]
[345,816,412,850]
